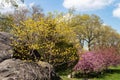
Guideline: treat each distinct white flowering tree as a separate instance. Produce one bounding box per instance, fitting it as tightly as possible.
[0,0,24,9]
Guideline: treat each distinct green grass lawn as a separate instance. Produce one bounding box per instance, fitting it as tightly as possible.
[59,66,120,80]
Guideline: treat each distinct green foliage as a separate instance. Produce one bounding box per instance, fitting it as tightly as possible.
[0,15,13,32]
[68,14,120,51]
[61,66,120,80]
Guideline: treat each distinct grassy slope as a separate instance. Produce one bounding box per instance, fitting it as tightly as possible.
[60,66,120,80]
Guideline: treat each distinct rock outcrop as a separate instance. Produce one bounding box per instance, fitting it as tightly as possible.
[0,32,13,62]
[0,32,61,80]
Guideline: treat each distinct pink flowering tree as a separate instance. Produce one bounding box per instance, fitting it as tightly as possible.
[95,47,120,69]
[73,52,105,74]
[73,47,120,74]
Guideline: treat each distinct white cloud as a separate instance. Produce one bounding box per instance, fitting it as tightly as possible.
[113,3,120,18]
[29,2,35,8]
[63,0,114,11]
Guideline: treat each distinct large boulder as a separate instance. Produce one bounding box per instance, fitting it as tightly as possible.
[0,32,13,62]
[0,59,61,80]
[0,32,61,80]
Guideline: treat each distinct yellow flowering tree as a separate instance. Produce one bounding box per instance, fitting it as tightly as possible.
[11,15,79,68]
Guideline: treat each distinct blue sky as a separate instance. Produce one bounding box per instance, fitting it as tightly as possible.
[24,0,120,33]
[0,0,120,33]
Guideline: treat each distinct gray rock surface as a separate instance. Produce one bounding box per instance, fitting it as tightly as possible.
[0,59,60,80]
[0,32,61,80]
[0,32,13,62]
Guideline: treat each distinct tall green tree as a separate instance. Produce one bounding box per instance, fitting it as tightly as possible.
[94,25,120,50]
[0,14,13,32]
[70,14,103,51]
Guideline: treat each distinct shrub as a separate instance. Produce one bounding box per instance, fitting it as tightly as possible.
[73,48,120,74]
[11,16,79,69]
[95,47,120,68]
[73,52,105,74]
